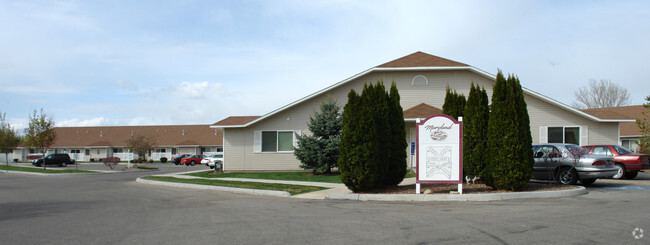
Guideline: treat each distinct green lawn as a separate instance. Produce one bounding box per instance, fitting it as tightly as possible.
[186,170,416,183]
[143,176,327,195]
[0,165,97,173]
[186,171,343,183]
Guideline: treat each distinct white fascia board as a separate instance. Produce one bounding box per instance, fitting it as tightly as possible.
[226,67,377,128]
[217,65,629,128]
[404,118,423,122]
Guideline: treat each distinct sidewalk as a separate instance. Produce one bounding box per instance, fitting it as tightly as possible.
[138,172,587,201]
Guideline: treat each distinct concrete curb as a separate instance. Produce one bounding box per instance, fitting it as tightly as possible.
[136,177,291,197]
[326,186,588,202]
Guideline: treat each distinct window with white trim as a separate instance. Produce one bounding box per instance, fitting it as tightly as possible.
[254,130,300,153]
[540,126,586,145]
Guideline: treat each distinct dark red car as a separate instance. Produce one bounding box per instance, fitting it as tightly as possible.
[582,145,650,179]
[180,154,205,166]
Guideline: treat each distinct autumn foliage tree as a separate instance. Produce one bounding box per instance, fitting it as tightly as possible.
[125,134,157,162]
[1,112,22,169]
[24,109,56,171]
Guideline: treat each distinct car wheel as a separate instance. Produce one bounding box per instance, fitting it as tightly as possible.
[190,161,196,166]
[580,178,596,186]
[61,162,67,167]
[624,171,639,179]
[558,168,578,185]
[612,164,626,179]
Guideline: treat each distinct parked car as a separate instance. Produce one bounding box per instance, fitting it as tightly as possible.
[32,153,75,167]
[201,154,224,169]
[582,145,650,179]
[532,143,617,185]
[180,155,205,166]
[171,154,191,165]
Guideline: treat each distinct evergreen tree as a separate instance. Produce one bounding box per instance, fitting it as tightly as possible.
[511,75,534,186]
[484,71,532,190]
[339,81,393,192]
[463,83,489,176]
[383,82,407,186]
[339,88,371,191]
[294,97,341,174]
[364,82,390,189]
[442,85,466,119]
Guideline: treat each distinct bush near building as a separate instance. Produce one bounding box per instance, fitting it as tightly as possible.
[483,71,533,191]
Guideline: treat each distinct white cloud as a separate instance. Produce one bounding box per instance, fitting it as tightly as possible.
[175,81,222,99]
[115,80,138,91]
[57,117,113,127]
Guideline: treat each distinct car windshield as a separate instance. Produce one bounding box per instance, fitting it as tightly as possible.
[612,145,633,155]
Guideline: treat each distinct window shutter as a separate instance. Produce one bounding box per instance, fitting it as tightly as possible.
[580,126,588,145]
[539,126,548,143]
[253,130,261,153]
[293,130,301,148]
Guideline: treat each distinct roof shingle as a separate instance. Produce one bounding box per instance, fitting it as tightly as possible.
[582,105,648,137]
[51,125,222,148]
[377,51,469,68]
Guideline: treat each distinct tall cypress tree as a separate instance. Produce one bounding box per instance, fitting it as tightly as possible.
[484,71,532,190]
[365,82,390,189]
[484,71,518,190]
[463,82,489,176]
[339,89,366,191]
[443,85,466,119]
[511,75,533,186]
[383,82,407,186]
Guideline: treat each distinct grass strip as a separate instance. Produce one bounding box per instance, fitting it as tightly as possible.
[0,165,97,173]
[187,171,416,183]
[144,176,328,195]
[186,171,343,183]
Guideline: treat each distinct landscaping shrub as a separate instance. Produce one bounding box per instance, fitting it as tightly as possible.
[160,157,168,163]
[339,82,391,192]
[383,82,407,186]
[102,157,120,170]
[148,159,154,163]
[483,71,532,191]
[463,82,489,176]
[294,97,341,174]
[442,85,466,119]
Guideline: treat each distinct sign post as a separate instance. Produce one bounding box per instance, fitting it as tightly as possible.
[416,114,463,194]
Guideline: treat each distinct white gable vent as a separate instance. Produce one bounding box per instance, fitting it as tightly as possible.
[412,75,428,86]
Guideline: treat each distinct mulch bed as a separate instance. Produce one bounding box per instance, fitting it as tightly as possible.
[358,182,576,194]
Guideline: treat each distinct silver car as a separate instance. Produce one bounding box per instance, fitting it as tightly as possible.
[201,154,224,169]
[532,143,617,185]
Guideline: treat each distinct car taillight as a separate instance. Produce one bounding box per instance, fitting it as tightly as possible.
[592,161,606,166]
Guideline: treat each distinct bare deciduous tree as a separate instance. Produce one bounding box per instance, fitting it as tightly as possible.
[572,79,630,109]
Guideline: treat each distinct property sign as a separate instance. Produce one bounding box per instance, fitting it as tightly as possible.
[416,114,462,184]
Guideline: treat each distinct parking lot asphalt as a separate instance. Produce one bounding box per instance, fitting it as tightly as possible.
[2,163,650,244]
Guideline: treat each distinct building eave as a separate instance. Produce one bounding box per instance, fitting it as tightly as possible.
[213,61,628,128]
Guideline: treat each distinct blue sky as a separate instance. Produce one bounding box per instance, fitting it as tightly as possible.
[1,0,648,132]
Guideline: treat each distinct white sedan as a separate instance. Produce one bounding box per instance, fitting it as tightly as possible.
[201,154,224,169]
